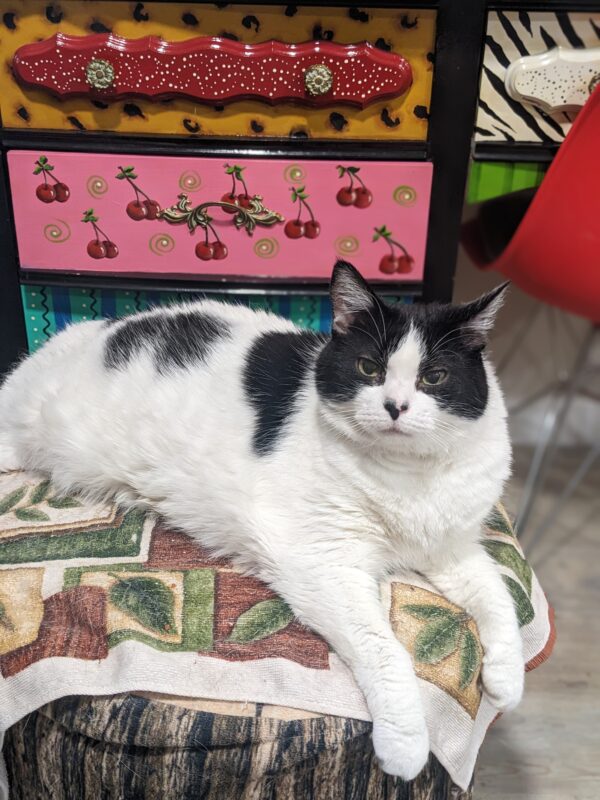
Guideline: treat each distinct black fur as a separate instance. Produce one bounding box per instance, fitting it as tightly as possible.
[105,310,229,373]
[244,331,325,455]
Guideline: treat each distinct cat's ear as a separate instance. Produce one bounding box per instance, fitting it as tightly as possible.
[330,261,379,335]
[455,282,509,349]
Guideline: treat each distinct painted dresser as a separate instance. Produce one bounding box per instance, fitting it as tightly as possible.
[0,1,489,372]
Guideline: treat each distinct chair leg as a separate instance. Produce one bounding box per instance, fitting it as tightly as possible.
[526,442,600,560]
[515,324,598,539]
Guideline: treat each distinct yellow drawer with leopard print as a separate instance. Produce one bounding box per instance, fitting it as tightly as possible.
[0,1,435,141]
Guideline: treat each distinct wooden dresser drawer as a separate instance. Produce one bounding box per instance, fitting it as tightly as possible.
[475,10,600,145]
[8,150,432,283]
[0,1,435,141]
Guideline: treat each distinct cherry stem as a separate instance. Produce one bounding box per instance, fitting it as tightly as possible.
[390,238,409,257]
[92,221,110,241]
[230,173,236,196]
[239,176,249,197]
[386,238,395,256]
[205,220,220,243]
[354,173,366,189]
[348,174,354,190]
[301,197,315,223]
[118,166,151,203]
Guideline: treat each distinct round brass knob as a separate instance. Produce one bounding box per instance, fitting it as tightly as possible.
[85,58,115,90]
[304,64,333,97]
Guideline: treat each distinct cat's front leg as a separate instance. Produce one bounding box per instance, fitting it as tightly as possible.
[424,542,524,713]
[270,564,429,780]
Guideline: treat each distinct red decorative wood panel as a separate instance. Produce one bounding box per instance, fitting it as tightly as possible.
[12,34,413,109]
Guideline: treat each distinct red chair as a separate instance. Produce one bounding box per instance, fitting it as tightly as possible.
[462,85,600,548]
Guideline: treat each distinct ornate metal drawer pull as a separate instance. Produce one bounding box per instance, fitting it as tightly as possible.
[13,34,413,109]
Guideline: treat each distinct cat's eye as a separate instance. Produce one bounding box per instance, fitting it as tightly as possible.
[420,369,448,386]
[356,358,382,379]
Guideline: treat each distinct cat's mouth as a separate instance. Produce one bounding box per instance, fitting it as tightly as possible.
[385,426,410,436]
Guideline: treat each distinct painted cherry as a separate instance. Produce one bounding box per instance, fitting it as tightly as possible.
[396,254,415,273]
[354,187,373,209]
[221,192,238,214]
[82,208,118,261]
[285,185,320,239]
[195,241,214,260]
[336,187,356,206]
[126,200,148,221]
[143,199,161,220]
[117,166,160,221]
[379,255,398,274]
[36,184,56,203]
[212,241,228,260]
[33,155,70,204]
[337,166,373,209]
[237,193,252,209]
[87,239,106,259]
[304,220,321,239]
[103,240,119,259]
[373,225,413,276]
[284,219,305,239]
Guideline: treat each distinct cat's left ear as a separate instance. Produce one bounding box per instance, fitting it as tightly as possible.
[456,282,510,349]
[330,260,380,335]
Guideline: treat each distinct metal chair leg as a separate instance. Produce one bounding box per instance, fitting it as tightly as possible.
[526,442,600,559]
[516,324,598,539]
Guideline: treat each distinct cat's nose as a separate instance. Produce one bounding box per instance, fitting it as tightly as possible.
[384,400,409,421]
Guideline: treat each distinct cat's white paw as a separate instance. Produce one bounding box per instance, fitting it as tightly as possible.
[481,640,525,712]
[372,715,430,781]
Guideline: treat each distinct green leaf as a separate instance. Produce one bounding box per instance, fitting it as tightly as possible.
[337,165,346,178]
[0,486,28,515]
[45,165,54,172]
[110,576,176,634]
[414,616,462,664]
[225,165,236,175]
[47,496,82,509]
[228,598,294,643]
[483,540,532,595]
[38,155,48,165]
[15,507,51,522]
[373,225,392,242]
[484,507,515,538]
[29,479,52,505]
[33,167,42,175]
[403,604,459,623]
[115,174,126,180]
[503,575,535,627]
[347,166,360,175]
[459,629,480,689]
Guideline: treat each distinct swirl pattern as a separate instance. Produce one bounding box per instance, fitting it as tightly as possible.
[283,164,306,184]
[334,235,359,256]
[253,238,280,259]
[393,185,417,206]
[43,220,71,244]
[149,233,175,255]
[86,175,108,198]
[178,170,202,192]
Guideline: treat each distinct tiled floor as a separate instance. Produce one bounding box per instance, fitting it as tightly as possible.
[477,448,600,800]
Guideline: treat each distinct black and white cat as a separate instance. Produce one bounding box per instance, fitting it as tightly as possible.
[0,262,523,780]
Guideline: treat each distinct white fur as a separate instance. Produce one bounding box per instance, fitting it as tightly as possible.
[0,299,523,780]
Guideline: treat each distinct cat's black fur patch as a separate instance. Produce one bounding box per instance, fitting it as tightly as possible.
[244,331,325,455]
[316,302,408,402]
[105,310,229,374]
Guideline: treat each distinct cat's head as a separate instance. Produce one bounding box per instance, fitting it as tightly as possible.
[315,261,508,455]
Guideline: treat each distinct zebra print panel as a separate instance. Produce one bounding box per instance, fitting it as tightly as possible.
[476,11,600,143]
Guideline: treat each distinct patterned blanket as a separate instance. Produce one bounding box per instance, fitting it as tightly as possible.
[0,470,554,797]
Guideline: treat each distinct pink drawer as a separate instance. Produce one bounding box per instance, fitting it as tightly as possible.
[8,151,432,283]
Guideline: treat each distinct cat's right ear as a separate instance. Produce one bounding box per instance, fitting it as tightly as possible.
[330,261,379,335]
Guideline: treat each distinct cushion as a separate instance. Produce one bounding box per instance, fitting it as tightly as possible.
[0,471,554,796]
